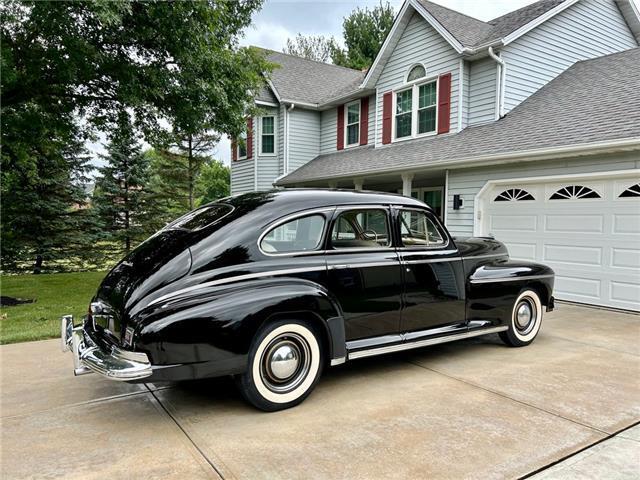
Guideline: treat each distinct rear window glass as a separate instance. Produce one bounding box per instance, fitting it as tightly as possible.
[261,215,325,253]
[166,204,233,231]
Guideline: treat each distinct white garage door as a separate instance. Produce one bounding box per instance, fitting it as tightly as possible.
[480,174,640,311]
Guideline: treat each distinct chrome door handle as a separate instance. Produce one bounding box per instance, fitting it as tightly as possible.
[328,264,350,270]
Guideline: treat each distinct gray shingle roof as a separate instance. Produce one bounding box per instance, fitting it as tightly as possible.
[262,50,365,105]
[277,47,640,185]
[256,85,278,104]
[417,0,567,48]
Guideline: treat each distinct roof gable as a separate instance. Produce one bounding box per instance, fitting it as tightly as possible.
[281,47,640,185]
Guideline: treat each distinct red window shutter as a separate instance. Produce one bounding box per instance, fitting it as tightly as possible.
[382,91,392,144]
[437,73,452,134]
[360,96,369,146]
[337,105,344,150]
[231,140,237,162]
[246,117,253,159]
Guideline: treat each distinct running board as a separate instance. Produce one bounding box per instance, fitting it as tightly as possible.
[347,326,508,360]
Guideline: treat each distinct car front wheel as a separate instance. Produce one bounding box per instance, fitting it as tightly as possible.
[499,289,543,347]
[236,320,323,411]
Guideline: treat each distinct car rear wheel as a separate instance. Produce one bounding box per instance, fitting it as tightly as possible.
[236,320,323,411]
[499,289,543,347]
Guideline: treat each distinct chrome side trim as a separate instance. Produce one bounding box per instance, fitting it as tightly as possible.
[470,274,554,284]
[328,261,397,270]
[149,266,328,307]
[464,253,508,260]
[330,357,346,366]
[403,257,462,265]
[347,326,508,360]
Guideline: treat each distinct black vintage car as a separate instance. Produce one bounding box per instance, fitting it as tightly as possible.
[62,189,555,410]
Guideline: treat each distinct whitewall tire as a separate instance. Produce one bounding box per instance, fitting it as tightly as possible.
[236,320,323,411]
[500,289,543,347]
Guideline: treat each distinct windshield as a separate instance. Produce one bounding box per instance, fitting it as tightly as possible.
[165,204,234,231]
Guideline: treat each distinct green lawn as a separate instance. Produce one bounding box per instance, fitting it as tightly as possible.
[0,271,106,344]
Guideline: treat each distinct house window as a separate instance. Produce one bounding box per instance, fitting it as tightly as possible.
[619,183,640,198]
[494,188,535,202]
[407,64,426,82]
[345,101,360,146]
[550,185,601,200]
[260,116,275,155]
[394,78,438,140]
[237,131,247,159]
[418,82,437,134]
[395,89,413,138]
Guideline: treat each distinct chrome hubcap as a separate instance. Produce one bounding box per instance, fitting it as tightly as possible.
[514,298,537,334]
[260,333,311,393]
[269,344,299,380]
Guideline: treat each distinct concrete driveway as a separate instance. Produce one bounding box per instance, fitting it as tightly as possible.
[1,303,638,479]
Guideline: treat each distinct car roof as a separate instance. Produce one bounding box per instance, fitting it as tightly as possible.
[222,188,429,211]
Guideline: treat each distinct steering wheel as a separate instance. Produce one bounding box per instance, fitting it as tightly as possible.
[362,229,379,243]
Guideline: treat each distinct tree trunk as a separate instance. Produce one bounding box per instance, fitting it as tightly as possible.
[188,134,194,210]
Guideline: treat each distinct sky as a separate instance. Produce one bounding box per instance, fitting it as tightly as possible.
[88,0,540,170]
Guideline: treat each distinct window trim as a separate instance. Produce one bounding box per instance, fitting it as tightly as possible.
[257,208,333,257]
[392,75,439,143]
[259,115,277,156]
[396,207,450,250]
[344,100,361,148]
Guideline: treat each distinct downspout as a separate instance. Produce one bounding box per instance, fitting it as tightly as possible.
[284,103,295,174]
[488,47,506,118]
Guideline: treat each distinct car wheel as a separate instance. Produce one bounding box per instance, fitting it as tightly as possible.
[499,289,543,347]
[236,320,324,411]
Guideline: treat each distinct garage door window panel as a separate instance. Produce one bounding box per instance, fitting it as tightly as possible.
[619,183,640,198]
[494,188,535,202]
[550,185,601,200]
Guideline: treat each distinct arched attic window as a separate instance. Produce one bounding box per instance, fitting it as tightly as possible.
[406,64,426,82]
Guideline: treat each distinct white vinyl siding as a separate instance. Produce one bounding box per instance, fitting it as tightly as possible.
[445,152,640,237]
[467,57,497,126]
[230,158,255,195]
[501,0,637,113]
[375,12,460,145]
[320,108,338,154]
[288,109,321,172]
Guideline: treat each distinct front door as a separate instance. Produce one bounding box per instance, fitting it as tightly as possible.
[395,207,466,334]
[325,206,403,341]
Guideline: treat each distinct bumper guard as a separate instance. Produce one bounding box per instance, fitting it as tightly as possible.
[61,315,152,381]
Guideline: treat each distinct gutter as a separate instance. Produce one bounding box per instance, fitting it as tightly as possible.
[276,137,640,186]
[488,46,506,118]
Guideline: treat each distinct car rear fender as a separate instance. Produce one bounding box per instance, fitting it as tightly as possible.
[134,277,346,365]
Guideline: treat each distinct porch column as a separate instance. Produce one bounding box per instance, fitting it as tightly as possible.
[401,173,414,197]
[328,181,338,189]
[353,178,364,191]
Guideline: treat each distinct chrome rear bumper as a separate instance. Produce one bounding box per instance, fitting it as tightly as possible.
[61,315,152,381]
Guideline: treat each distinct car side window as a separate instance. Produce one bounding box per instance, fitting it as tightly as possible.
[261,214,325,254]
[331,209,391,249]
[400,210,446,247]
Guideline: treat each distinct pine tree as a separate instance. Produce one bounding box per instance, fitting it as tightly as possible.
[1,103,97,273]
[93,113,153,254]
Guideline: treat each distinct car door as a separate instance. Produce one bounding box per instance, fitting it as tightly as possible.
[325,206,403,342]
[394,206,466,335]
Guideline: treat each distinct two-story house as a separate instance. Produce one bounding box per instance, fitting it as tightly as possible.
[231,0,640,311]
